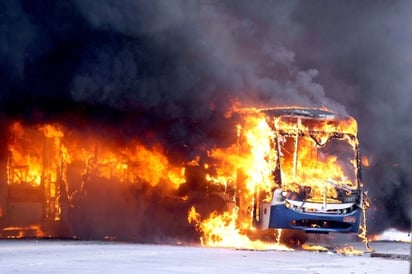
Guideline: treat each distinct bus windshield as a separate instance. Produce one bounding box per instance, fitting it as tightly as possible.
[278,133,358,200]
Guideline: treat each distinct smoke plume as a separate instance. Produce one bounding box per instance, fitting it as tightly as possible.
[1,0,411,237]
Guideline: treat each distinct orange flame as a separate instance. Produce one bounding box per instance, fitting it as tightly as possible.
[0,122,178,192]
[187,111,284,249]
[6,121,188,231]
[2,225,45,239]
[8,122,186,188]
[335,245,363,256]
[274,113,358,200]
[189,207,292,251]
[361,156,370,167]
[208,112,277,212]
[8,122,66,187]
[301,244,328,252]
[6,105,366,247]
[188,106,362,249]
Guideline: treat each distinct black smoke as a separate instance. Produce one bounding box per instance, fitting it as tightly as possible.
[286,1,412,233]
[1,0,410,235]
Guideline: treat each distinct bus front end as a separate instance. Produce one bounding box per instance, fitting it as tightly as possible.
[258,108,364,234]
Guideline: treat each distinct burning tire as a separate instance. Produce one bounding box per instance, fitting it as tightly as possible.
[279,229,308,247]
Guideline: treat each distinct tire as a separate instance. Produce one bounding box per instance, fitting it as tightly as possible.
[278,229,308,247]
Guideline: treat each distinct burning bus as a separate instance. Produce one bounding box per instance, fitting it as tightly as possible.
[0,121,189,240]
[186,106,368,248]
[249,107,365,234]
[0,122,71,238]
[0,106,367,246]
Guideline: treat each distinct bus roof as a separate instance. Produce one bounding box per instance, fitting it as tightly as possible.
[258,107,358,136]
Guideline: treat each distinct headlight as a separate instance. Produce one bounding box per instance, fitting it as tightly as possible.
[285,200,291,208]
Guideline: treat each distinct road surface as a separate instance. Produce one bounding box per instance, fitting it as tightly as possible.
[0,237,409,274]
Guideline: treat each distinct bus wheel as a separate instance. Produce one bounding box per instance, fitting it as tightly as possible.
[279,229,308,247]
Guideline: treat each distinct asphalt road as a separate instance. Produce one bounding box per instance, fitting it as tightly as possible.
[0,237,409,274]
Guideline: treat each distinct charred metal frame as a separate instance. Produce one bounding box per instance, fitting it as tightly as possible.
[255,108,363,234]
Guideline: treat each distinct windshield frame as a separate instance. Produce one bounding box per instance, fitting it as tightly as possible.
[273,116,361,192]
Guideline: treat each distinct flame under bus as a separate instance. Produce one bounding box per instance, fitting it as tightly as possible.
[254,108,363,234]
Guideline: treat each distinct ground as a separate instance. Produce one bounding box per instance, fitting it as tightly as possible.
[0,235,409,274]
